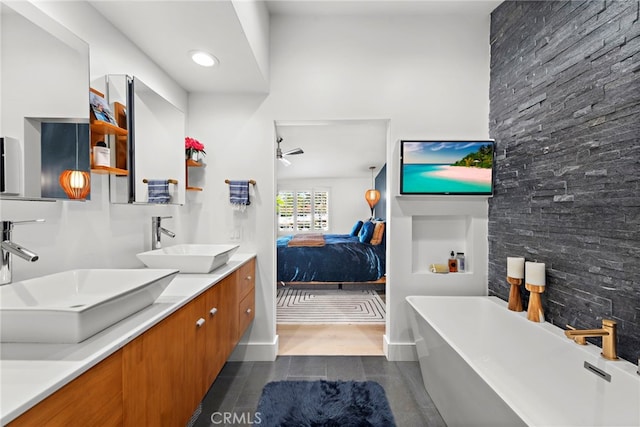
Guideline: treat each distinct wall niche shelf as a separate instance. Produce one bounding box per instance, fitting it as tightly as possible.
[186,159,204,191]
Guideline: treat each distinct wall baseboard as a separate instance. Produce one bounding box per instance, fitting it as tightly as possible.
[384,335,417,361]
[228,336,279,362]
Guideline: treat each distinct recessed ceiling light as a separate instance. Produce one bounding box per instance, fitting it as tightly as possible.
[189,50,218,67]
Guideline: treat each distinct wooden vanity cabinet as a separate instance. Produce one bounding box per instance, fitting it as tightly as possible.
[123,274,236,426]
[7,257,256,426]
[122,258,255,426]
[9,351,124,427]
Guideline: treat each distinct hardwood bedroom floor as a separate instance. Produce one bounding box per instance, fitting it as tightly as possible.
[277,324,385,356]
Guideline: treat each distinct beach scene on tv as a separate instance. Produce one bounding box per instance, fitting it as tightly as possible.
[402,141,494,194]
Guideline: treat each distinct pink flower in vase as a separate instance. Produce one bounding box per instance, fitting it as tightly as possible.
[185,136,206,159]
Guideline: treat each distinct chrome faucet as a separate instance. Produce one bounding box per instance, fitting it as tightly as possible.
[565,319,618,360]
[1,219,44,285]
[151,216,175,250]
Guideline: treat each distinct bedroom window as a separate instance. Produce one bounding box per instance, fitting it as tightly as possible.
[278,190,329,232]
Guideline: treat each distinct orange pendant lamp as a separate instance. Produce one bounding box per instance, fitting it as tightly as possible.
[59,124,90,200]
[365,166,380,219]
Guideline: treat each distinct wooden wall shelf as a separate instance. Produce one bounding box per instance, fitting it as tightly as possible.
[186,159,204,191]
[90,88,129,176]
[92,165,128,176]
[90,120,127,137]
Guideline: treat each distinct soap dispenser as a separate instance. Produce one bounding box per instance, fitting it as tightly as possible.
[448,251,458,273]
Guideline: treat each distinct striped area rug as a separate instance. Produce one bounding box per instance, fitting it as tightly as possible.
[276,288,385,324]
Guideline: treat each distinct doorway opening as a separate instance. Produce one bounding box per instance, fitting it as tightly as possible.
[274,119,389,356]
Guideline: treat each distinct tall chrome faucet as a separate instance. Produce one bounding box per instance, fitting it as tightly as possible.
[151,216,175,250]
[1,219,44,285]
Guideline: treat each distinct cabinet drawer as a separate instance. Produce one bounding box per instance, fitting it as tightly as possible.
[236,258,255,299]
[238,288,255,338]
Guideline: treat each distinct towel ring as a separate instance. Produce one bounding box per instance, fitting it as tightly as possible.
[225,179,256,185]
[143,179,178,185]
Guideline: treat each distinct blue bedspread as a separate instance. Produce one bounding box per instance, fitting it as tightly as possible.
[277,234,385,283]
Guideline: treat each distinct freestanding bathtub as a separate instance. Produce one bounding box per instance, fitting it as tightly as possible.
[406,296,640,427]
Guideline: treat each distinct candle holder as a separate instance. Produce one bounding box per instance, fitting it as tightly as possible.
[506,276,523,312]
[525,283,545,322]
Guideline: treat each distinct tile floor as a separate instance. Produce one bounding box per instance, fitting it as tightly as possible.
[193,356,446,427]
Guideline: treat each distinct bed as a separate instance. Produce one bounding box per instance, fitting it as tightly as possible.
[277,221,386,285]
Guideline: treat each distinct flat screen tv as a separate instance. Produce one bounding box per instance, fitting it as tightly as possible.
[400,140,495,195]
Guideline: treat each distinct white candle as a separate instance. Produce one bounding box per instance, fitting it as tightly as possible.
[507,257,525,279]
[526,261,546,286]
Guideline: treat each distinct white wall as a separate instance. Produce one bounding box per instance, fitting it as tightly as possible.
[278,177,371,234]
[231,0,270,89]
[189,13,491,360]
[4,3,491,361]
[1,1,193,282]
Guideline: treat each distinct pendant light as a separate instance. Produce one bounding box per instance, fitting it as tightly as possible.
[59,124,90,200]
[365,166,380,219]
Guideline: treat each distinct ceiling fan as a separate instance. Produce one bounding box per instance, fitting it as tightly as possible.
[276,137,304,166]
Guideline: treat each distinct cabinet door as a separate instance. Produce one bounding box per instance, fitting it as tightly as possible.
[201,282,225,392]
[123,306,192,427]
[9,350,123,427]
[189,277,237,409]
[185,288,222,410]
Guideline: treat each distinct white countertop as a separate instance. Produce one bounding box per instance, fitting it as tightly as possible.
[0,253,256,425]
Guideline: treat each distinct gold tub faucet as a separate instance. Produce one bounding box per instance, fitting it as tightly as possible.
[565,319,618,360]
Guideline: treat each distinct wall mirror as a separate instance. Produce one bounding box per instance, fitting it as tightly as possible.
[0,1,90,201]
[105,75,186,205]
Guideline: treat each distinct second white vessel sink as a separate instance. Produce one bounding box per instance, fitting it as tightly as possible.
[136,244,239,273]
[0,268,178,343]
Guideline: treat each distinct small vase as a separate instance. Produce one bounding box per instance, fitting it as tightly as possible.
[190,151,200,162]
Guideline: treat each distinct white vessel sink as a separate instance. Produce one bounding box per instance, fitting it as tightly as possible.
[136,244,239,273]
[0,269,178,343]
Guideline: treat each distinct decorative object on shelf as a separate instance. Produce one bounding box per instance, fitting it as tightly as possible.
[89,90,118,126]
[185,136,205,161]
[525,261,546,322]
[429,264,449,274]
[506,257,525,312]
[59,124,90,200]
[142,179,177,204]
[93,141,110,168]
[227,179,253,211]
[456,252,466,272]
[365,166,380,219]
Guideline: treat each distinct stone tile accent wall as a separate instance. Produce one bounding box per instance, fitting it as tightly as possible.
[488,0,640,362]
